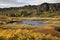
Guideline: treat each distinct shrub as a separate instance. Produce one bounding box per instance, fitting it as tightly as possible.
[8,35,18,40]
[55,27,60,32]
[0,36,6,40]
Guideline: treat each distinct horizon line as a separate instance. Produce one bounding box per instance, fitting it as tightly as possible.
[0,2,60,8]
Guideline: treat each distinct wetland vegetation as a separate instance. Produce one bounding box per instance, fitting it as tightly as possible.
[0,3,60,40]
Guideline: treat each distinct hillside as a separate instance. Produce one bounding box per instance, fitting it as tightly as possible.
[0,3,60,18]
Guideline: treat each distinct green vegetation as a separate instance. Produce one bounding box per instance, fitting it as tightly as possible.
[0,9,60,17]
[0,3,60,18]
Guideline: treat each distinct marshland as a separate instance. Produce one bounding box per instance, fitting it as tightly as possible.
[0,3,60,40]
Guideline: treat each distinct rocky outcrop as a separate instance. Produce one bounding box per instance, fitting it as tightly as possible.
[0,3,60,17]
[0,3,60,12]
[38,3,60,12]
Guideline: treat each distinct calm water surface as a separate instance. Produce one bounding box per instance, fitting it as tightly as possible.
[22,20,49,26]
[8,20,56,26]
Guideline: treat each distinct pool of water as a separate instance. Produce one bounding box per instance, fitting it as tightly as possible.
[22,20,49,26]
[7,20,60,26]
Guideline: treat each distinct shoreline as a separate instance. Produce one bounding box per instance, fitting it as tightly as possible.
[7,17,60,21]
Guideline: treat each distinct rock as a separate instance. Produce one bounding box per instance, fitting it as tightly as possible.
[38,3,60,12]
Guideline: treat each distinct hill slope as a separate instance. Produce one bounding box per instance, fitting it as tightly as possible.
[0,3,60,18]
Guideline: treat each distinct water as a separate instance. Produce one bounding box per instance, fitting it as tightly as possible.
[22,20,49,26]
[7,20,60,26]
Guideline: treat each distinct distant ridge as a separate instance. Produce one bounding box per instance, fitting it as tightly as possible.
[0,3,60,17]
[0,3,60,11]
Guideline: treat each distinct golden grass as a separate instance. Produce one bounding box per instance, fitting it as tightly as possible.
[44,21,60,25]
[0,24,60,40]
[0,16,60,40]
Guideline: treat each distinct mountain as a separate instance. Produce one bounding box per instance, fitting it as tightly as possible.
[0,3,60,17]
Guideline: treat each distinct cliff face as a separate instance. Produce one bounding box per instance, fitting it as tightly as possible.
[38,3,60,12]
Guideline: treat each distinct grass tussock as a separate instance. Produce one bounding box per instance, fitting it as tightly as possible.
[0,25,60,40]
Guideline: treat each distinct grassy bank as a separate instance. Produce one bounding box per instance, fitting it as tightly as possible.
[0,24,60,40]
[0,16,60,40]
